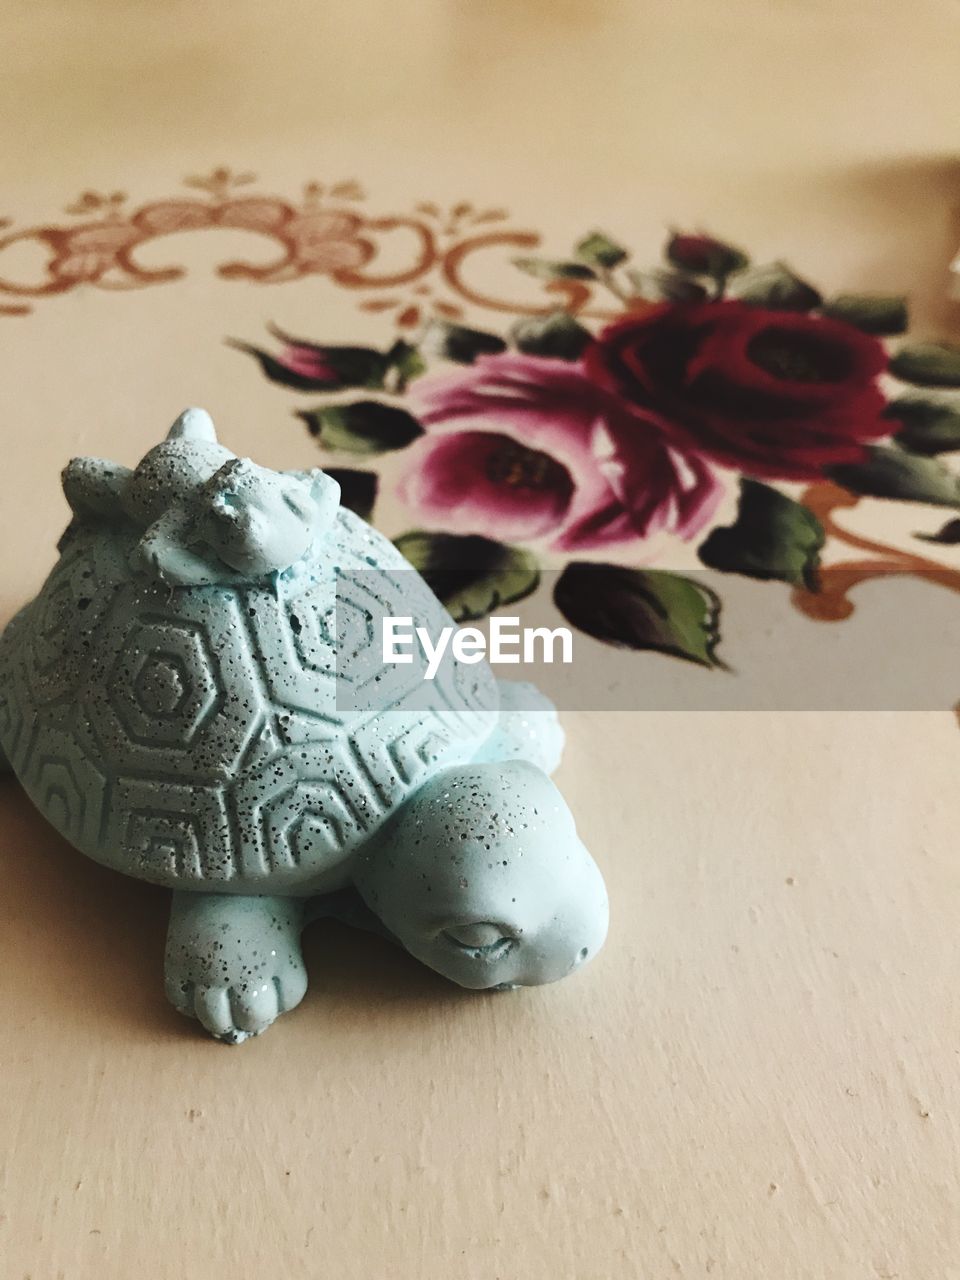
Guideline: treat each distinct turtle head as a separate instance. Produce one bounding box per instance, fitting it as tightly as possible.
[354,762,609,991]
[199,458,340,578]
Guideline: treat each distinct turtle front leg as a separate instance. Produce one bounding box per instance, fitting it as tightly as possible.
[164,892,308,1044]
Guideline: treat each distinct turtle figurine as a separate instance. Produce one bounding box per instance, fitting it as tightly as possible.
[0,409,608,1043]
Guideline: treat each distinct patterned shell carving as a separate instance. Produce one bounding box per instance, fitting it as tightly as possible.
[0,508,497,890]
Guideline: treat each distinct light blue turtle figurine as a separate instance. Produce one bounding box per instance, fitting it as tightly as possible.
[0,409,608,1042]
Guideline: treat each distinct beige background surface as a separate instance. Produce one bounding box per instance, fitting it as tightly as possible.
[2,3,960,1277]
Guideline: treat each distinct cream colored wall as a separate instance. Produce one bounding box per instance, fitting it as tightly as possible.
[1,3,960,1278]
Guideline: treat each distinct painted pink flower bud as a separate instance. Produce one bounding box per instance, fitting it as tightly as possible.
[228,324,389,392]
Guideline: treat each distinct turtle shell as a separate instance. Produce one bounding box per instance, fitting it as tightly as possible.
[0,509,498,892]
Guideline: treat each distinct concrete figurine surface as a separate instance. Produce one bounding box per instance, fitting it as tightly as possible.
[0,409,608,1042]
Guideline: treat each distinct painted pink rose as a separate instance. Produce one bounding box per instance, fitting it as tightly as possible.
[400,353,723,552]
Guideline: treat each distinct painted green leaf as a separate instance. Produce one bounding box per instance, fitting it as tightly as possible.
[420,319,507,364]
[916,517,960,545]
[324,469,378,521]
[575,231,628,270]
[393,532,540,622]
[385,339,427,391]
[665,232,749,278]
[820,293,908,335]
[829,445,960,507]
[727,262,821,311]
[889,342,960,388]
[513,257,597,281]
[509,311,592,360]
[885,396,960,455]
[553,563,724,669]
[625,268,708,304]
[697,479,824,588]
[297,401,423,455]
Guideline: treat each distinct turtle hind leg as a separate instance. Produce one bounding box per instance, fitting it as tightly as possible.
[164,892,308,1044]
[472,678,565,775]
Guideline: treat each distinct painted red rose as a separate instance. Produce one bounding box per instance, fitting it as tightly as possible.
[585,302,891,479]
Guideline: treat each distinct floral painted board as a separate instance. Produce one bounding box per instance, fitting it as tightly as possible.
[5,171,960,690]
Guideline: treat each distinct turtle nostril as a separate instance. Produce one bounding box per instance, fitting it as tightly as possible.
[577,947,589,963]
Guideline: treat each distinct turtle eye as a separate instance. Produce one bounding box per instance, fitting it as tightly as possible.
[443,922,512,952]
[282,487,314,519]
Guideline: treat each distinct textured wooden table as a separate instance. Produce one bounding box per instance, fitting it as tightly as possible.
[2,3,960,1277]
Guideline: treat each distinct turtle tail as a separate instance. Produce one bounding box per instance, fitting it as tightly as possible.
[166,407,218,444]
[472,679,565,775]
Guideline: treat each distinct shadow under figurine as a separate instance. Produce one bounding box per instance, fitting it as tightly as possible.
[0,409,608,1043]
